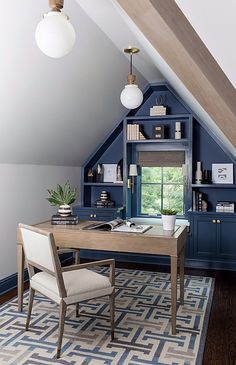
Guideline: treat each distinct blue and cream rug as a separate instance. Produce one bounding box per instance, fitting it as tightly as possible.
[0,268,214,365]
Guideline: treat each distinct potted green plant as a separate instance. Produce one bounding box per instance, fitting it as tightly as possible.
[47,182,77,217]
[160,209,177,231]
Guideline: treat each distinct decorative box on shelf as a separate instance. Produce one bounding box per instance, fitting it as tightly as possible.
[152,125,165,139]
[150,105,167,116]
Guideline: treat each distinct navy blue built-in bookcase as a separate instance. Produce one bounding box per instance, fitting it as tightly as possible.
[73,83,236,270]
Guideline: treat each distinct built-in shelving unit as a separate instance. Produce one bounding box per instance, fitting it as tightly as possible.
[73,82,236,270]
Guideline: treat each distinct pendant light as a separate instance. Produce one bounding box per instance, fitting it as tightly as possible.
[120,47,143,109]
[35,0,76,59]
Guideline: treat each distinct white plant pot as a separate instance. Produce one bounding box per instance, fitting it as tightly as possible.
[161,214,176,231]
[58,204,72,217]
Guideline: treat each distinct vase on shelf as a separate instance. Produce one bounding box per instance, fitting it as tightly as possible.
[175,121,181,139]
[58,204,72,217]
[195,161,202,184]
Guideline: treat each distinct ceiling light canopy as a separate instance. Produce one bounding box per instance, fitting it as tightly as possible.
[35,0,75,59]
[120,47,143,110]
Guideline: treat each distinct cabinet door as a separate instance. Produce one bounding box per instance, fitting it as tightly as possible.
[73,208,115,221]
[218,218,236,259]
[193,216,217,257]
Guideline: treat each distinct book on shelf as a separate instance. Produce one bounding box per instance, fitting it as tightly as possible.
[192,191,208,212]
[126,124,146,141]
[84,218,152,234]
[216,201,235,213]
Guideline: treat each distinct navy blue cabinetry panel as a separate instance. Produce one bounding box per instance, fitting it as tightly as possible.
[193,216,217,258]
[190,212,236,270]
[73,206,118,221]
[218,218,236,260]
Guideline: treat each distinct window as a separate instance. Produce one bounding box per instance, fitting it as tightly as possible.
[138,151,185,216]
[140,166,184,215]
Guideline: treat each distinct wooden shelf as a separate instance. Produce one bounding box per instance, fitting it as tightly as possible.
[125,114,190,121]
[192,184,236,188]
[126,138,188,144]
[83,182,123,187]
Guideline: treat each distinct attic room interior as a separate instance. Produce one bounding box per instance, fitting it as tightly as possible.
[0,0,236,364]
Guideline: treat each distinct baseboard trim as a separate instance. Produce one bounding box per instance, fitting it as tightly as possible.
[1,251,235,296]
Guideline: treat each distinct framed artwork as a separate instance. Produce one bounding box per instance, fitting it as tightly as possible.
[212,163,234,184]
[103,164,117,183]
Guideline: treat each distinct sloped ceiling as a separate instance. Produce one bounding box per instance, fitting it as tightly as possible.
[0,0,148,166]
[114,0,236,159]
[1,0,235,166]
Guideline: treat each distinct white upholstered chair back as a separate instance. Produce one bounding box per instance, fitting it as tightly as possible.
[19,224,57,274]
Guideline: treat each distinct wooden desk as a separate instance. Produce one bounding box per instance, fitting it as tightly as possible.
[17,220,187,334]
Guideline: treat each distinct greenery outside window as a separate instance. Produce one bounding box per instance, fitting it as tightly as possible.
[140,166,184,215]
[138,151,185,216]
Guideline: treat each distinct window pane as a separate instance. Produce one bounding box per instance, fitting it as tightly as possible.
[141,184,161,214]
[142,167,161,183]
[163,167,183,183]
[163,185,184,214]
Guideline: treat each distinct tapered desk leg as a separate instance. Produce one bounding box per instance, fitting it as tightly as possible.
[17,245,25,312]
[171,255,178,335]
[179,247,185,306]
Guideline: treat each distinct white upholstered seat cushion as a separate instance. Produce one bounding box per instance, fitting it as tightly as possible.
[31,268,112,304]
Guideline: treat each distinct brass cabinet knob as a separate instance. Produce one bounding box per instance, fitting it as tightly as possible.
[212,219,216,223]
[217,219,221,224]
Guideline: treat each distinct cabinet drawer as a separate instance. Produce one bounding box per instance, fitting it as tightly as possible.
[73,208,116,221]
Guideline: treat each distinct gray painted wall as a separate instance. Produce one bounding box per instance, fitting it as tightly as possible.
[0,0,147,166]
[0,164,80,279]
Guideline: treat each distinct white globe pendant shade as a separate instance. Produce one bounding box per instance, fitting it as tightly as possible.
[35,12,75,58]
[120,84,143,109]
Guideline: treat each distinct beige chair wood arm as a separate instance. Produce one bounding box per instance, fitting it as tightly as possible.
[62,259,115,285]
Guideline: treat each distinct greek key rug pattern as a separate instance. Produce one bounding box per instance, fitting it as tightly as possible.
[0,268,214,365]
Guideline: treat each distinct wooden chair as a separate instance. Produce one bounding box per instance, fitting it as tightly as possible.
[19,223,115,359]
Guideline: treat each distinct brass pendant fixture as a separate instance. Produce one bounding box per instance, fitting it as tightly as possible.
[120,46,143,109]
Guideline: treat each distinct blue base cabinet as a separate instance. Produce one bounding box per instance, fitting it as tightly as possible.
[73,206,122,221]
[189,212,236,270]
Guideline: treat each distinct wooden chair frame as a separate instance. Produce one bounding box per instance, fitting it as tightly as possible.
[19,223,115,359]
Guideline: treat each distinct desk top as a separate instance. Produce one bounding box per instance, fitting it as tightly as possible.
[17,220,187,256]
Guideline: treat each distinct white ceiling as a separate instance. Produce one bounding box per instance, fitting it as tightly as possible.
[1,0,235,166]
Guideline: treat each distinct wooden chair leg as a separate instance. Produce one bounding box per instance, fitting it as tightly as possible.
[57,300,67,359]
[110,291,115,340]
[25,287,35,331]
[76,303,79,317]
[74,250,80,264]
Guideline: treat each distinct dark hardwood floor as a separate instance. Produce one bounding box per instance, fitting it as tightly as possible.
[1,263,236,365]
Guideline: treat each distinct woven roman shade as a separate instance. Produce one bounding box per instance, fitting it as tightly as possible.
[138,151,185,167]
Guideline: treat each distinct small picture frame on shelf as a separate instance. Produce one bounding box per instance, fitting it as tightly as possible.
[212,163,234,184]
[103,164,117,183]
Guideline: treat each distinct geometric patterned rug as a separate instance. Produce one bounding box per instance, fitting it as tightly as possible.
[0,267,214,365]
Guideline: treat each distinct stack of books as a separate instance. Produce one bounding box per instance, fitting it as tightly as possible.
[192,191,208,212]
[51,215,79,225]
[127,124,146,140]
[216,201,235,213]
